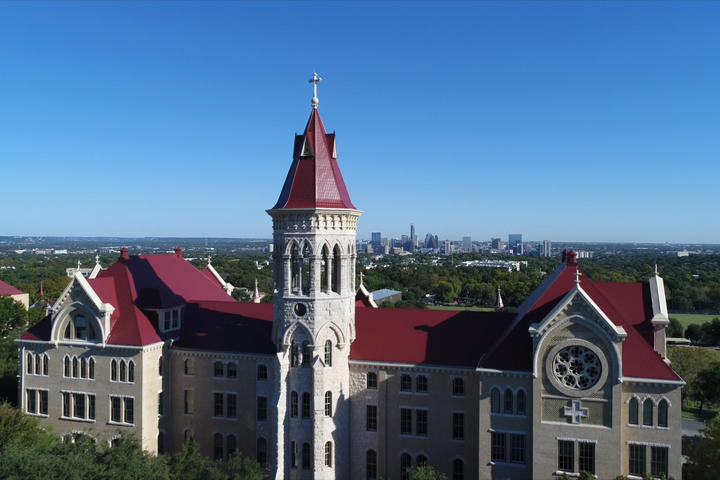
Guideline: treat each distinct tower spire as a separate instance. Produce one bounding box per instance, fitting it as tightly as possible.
[309,72,322,109]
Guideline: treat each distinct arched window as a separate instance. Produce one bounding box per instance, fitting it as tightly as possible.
[366,449,377,479]
[516,390,526,415]
[400,453,412,480]
[119,360,126,382]
[227,362,237,378]
[34,354,41,375]
[416,454,428,466]
[26,353,33,374]
[324,441,333,467]
[453,377,464,396]
[367,372,378,389]
[64,322,72,339]
[213,433,223,460]
[257,364,267,380]
[325,391,332,416]
[643,399,654,426]
[291,243,301,294]
[325,340,332,366]
[81,358,87,378]
[452,458,464,480]
[257,437,268,467]
[302,442,311,469]
[291,391,299,417]
[302,392,311,418]
[128,361,134,383]
[401,374,412,391]
[184,358,194,375]
[64,356,70,377]
[42,354,48,376]
[302,341,312,366]
[491,388,501,413]
[321,245,330,292]
[74,316,88,340]
[658,399,669,427]
[226,434,236,460]
[290,341,299,367]
[88,357,94,379]
[214,361,224,377]
[416,375,428,393]
[157,431,164,455]
[301,243,311,295]
[111,359,117,381]
[629,397,639,424]
[72,357,78,378]
[503,388,513,414]
[332,245,341,293]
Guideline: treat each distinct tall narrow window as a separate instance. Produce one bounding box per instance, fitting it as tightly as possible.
[367,372,378,389]
[226,435,236,460]
[511,434,526,464]
[227,394,237,418]
[558,440,574,472]
[367,405,377,431]
[124,397,134,424]
[332,245,341,293]
[416,409,428,436]
[416,375,428,393]
[324,340,332,366]
[119,360,126,382]
[453,377,464,396]
[400,374,412,392]
[43,354,48,376]
[301,243,311,295]
[184,358,194,375]
[62,392,70,417]
[491,432,506,461]
[643,399,654,426]
[302,392,311,418]
[302,341,312,366]
[214,361,224,377]
[491,388,501,413]
[39,390,48,415]
[64,356,70,377]
[291,341,299,367]
[163,311,171,330]
[302,443,311,469]
[34,354,41,375]
[111,396,121,422]
[73,393,85,418]
[257,437,267,468]
[516,390,526,415]
[214,393,224,417]
[658,399,669,427]
[366,449,377,479]
[324,441,333,467]
[88,357,95,379]
[579,442,595,474]
[26,389,36,414]
[74,316,88,340]
[171,309,179,329]
[214,433,224,460]
[400,453,411,480]
[72,357,78,378]
[453,412,464,440]
[81,358,87,378]
[651,446,668,477]
[290,391,298,417]
[26,353,33,374]
[257,364,268,380]
[227,362,237,378]
[629,444,645,476]
[88,395,95,420]
[184,390,194,414]
[324,391,332,416]
[291,243,301,294]
[503,388,513,414]
[452,458,464,480]
[629,397,639,425]
[320,246,329,292]
[257,396,268,420]
[401,408,412,434]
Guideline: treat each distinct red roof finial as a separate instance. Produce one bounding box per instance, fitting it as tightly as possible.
[120,247,129,262]
[175,247,183,258]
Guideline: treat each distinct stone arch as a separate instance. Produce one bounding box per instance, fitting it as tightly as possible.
[282,320,314,347]
[51,301,105,344]
[315,320,346,348]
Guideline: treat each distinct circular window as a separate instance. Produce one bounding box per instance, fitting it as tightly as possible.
[293,303,307,316]
[552,345,602,390]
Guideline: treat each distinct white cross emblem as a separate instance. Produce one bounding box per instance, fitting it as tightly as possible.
[564,400,589,424]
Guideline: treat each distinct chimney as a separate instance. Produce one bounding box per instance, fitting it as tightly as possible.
[120,247,129,262]
[648,267,670,361]
[175,247,183,258]
[563,249,578,266]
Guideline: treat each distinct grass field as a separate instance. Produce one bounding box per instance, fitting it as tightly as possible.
[670,313,720,330]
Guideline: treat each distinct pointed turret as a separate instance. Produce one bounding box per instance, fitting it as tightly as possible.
[495,287,504,311]
[251,279,261,303]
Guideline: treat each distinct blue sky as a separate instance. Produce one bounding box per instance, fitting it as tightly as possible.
[1,2,718,243]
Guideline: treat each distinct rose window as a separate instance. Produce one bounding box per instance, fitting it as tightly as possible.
[552,345,601,390]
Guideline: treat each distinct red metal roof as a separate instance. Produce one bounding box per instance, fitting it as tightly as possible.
[272,109,356,210]
[0,279,24,296]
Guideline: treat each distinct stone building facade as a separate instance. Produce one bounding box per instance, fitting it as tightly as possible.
[18,97,683,479]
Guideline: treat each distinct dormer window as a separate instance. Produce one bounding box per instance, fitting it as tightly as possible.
[160,308,182,333]
[63,315,98,342]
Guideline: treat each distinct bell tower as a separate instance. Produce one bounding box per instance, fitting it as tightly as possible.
[267,74,360,479]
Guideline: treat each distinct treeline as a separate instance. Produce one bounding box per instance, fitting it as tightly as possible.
[0,403,262,480]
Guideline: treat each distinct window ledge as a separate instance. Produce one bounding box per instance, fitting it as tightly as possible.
[60,416,95,423]
[26,413,49,418]
[107,421,134,427]
[489,461,526,468]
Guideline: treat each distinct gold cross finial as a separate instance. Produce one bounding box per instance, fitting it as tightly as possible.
[309,72,322,109]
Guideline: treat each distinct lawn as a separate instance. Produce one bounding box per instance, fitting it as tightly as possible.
[670,313,720,330]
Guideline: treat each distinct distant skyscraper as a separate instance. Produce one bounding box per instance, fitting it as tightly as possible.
[491,237,504,250]
[543,239,552,257]
[444,240,452,255]
[410,224,417,251]
[371,232,381,247]
[462,236,472,253]
[509,234,523,255]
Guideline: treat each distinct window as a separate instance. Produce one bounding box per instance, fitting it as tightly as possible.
[291,341,299,367]
[503,388,513,414]
[651,446,668,477]
[416,409,428,436]
[257,396,267,420]
[491,388,501,413]
[400,374,412,392]
[88,395,95,420]
[401,408,412,434]
[227,394,237,418]
[111,396,122,422]
[88,358,94,379]
[302,392,311,418]
[111,359,117,381]
[291,391,298,417]
[226,435,236,460]
[214,393,224,417]
[400,453,411,480]
[214,433,224,460]
[452,458,464,480]
[158,392,164,416]
[184,358,194,375]
[416,375,428,393]
[257,437,267,467]
[658,399,669,427]
[643,399,654,426]
[62,392,70,417]
[453,412,464,440]
[26,353,33,374]
[367,405,377,431]
[629,397,639,425]
[124,397,134,424]
[64,315,97,341]
[26,389,36,414]
[257,364,267,380]
[171,309,179,329]
[629,444,645,476]
[64,356,70,377]
[366,449,377,479]
[491,432,506,462]
[416,455,427,466]
[367,372,377,389]
[558,440,574,471]
[579,442,595,474]
[302,443,311,469]
[324,391,332,416]
[214,361,224,377]
[324,441,333,467]
[184,390,194,414]
[119,360,126,382]
[34,354,40,375]
[39,390,48,415]
[74,393,85,418]
[163,311,171,330]
[128,361,134,383]
[300,341,310,366]
[453,377,464,396]
[325,340,332,366]
[516,390,526,415]
[72,357,78,378]
[227,362,237,378]
[332,245,341,293]
[43,354,48,376]
[290,441,297,467]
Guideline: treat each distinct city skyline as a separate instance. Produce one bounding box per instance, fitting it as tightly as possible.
[2,2,719,243]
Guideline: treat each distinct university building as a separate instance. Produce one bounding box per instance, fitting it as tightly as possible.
[18,86,683,479]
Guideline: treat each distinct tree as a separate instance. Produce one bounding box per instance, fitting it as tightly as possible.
[0,297,27,338]
[686,324,704,343]
[667,317,683,338]
[701,318,720,346]
[168,440,224,480]
[667,346,716,409]
[693,362,720,415]
[408,465,448,480]
[684,412,720,479]
[226,451,263,480]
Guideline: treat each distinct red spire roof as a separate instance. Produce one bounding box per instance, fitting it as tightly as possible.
[272,109,356,210]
